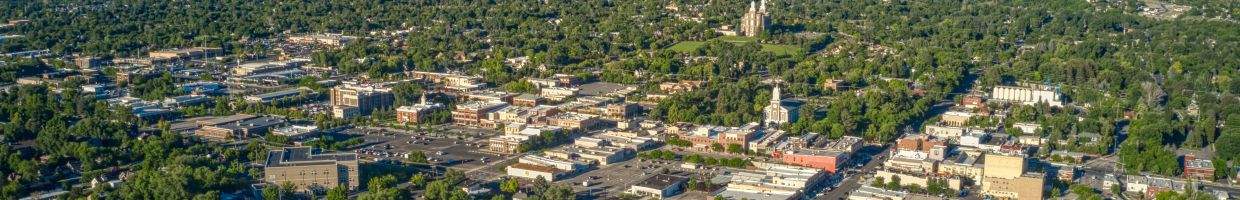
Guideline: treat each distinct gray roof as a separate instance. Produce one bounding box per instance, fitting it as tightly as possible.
[633,174,688,190]
[265,147,356,167]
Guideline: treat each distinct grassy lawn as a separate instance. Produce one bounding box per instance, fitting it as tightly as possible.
[666,36,802,56]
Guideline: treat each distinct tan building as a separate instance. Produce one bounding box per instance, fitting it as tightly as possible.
[983,154,1024,179]
[738,0,769,37]
[264,147,360,192]
[547,113,602,130]
[506,163,562,181]
[980,154,1044,200]
[604,103,641,120]
[940,111,972,127]
[330,83,394,118]
[194,116,285,140]
[451,101,509,127]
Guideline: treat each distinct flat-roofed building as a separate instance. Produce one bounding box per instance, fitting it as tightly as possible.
[876,169,963,191]
[604,103,641,120]
[540,87,579,101]
[991,85,1063,107]
[271,124,320,140]
[628,174,689,199]
[506,163,562,181]
[195,116,285,140]
[939,153,984,181]
[246,87,311,103]
[924,125,966,139]
[264,147,359,192]
[940,110,973,126]
[232,59,309,77]
[1124,175,1186,198]
[488,134,534,154]
[775,148,847,173]
[512,94,543,107]
[465,90,516,103]
[147,47,222,63]
[330,82,394,118]
[1183,154,1215,180]
[452,101,509,127]
[287,34,355,47]
[717,162,826,200]
[980,154,1043,200]
[547,113,602,130]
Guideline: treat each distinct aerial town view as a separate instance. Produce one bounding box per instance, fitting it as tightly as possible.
[0,0,1236,200]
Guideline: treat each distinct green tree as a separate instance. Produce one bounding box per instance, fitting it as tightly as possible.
[500,178,520,193]
[326,186,348,200]
[407,151,428,164]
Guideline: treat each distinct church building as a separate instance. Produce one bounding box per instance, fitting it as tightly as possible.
[739,0,770,37]
[764,84,800,126]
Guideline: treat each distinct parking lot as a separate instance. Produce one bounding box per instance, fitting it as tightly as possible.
[560,158,726,198]
[339,125,515,177]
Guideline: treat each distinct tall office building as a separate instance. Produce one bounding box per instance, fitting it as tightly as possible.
[330,82,394,118]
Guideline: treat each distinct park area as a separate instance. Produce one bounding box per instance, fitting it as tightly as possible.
[666,36,803,56]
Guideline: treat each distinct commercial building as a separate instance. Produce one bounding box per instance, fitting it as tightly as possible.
[545,146,635,166]
[1124,175,1186,198]
[329,82,394,118]
[875,169,963,191]
[487,125,562,154]
[287,34,356,47]
[546,113,602,130]
[940,110,973,126]
[603,103,641,120]
[232,59,309,77]
[848,185,907,200]
[512,94,543,107]
[717,162,825,200]
[451,101,509,127]
[774,148,847,173]
[979,154,1043,200]
[628,174,689,199]
[540,87,579,101]
[194,116,285,140]
[145,47,222,65]
[506,163,563,181]
[464,90,516,103]
[1183,154,1215,180]
[246,88,311,103]
[271,124,320,140]
[264,147,359,191]
[505,155,587,181]
[410,71,486,93]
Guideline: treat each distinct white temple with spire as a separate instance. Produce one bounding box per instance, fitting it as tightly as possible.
[764,84,799,126]
[740,0,770,37]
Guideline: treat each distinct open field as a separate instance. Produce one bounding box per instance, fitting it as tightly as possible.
[666,35,803,55]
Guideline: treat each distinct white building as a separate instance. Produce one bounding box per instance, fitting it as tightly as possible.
[717,162,825,200]
[991,85,1064,107]
[763,85,799,125]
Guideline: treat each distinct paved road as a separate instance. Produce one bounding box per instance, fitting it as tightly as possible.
[816,145,892,200]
